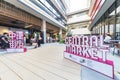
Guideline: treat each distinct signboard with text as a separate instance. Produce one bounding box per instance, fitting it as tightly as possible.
[64,35,114,79]
[7,31,26,52]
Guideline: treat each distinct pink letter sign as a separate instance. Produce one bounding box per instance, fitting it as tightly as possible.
[64,35,114,79]
[7,31,26,52]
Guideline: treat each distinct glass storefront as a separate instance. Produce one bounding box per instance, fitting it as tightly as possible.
[91,0,120,40]
[101,21,104,35]
[116,5,120,39]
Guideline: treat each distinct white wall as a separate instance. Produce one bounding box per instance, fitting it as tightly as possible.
[67,15,90,24]
[0,26,9,34]
[71,28,91,35]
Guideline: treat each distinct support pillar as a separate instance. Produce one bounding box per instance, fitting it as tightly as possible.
[59,28,62,41]
[41,20,46,44]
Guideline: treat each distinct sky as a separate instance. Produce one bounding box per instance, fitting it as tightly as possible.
[69,0,89,12]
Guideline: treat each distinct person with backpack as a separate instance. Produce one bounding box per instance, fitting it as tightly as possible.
[1,33,10,49]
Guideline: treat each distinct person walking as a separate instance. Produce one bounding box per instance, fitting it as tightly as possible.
[37,34,42,47]
[0,33,10,49]
[24,34,26,46]
[35,33,42,48]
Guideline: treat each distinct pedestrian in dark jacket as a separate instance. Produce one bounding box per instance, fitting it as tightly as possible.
[1,33,10,49]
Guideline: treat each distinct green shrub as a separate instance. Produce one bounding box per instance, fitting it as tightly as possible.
[59,40,65,44]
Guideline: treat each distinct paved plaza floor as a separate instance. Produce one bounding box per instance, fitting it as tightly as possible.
[0,43,120,80]
[0,44,81,80]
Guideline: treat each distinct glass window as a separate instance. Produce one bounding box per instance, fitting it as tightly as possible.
[95,26,97,34]
[105,21,108,33]
[99,26,101,34]
[109,19,114,37]
[99,23,101,34]
[108,9,115,38]
[40,0,45,3]
[101,21,104,35]
[98,21,102,35]
[92,27,95,34]
[55,0,66,12]
[97,26,99,34]
[116,5,120,39]
[105,12,109,34]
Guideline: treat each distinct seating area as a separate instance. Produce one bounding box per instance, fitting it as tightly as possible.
[111,41,120,55]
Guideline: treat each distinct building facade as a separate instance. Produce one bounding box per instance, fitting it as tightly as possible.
[67,8,91,35]
[0,0,70,43]
[89,0,120,39]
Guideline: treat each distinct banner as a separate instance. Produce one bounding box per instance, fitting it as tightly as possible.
[64,35,114,79]
[7,31,26,52]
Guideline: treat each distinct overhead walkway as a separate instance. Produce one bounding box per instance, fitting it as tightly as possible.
[0,44,81,80]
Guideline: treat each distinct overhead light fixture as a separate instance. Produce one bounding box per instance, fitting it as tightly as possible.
[24,25,33,28]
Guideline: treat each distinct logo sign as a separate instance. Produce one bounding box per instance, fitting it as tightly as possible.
[64,35,114,79]
[7,31,26,52]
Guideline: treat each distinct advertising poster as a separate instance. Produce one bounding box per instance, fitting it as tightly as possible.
[64,35,114,79]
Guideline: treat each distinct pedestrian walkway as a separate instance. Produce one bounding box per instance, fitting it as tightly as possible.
[0,43,81,80]
[0,43,120,80]
[0,49,7,54]
[108,48,120,80]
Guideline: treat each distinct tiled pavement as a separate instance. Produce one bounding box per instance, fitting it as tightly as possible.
[0,43,120,80]
[0,44,81,80]
[108,48,120,80]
